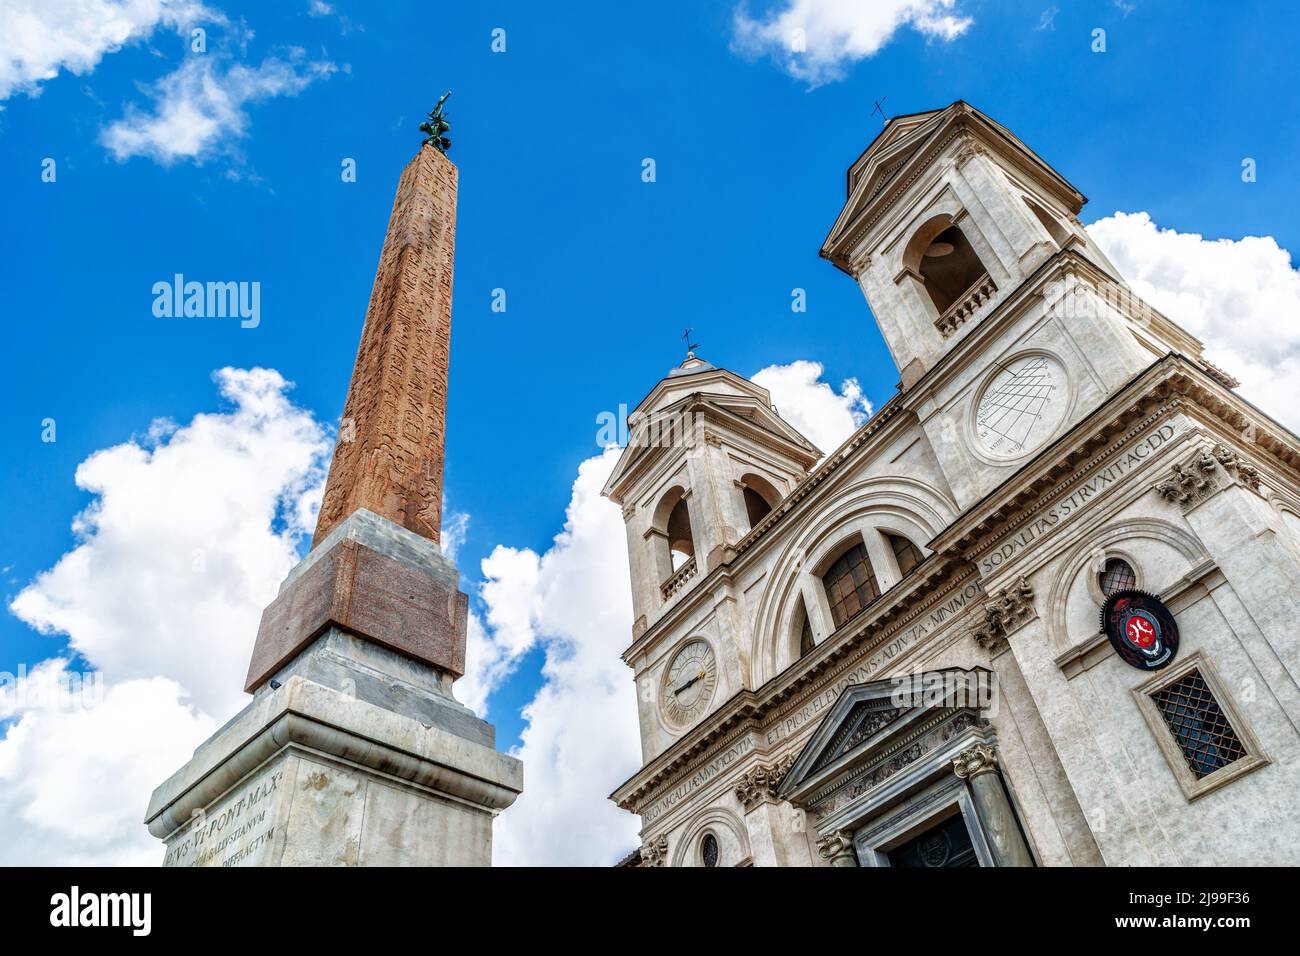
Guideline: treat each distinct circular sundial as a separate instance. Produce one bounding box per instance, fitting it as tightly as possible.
[974,354,1067,458]
[661,639,717,729]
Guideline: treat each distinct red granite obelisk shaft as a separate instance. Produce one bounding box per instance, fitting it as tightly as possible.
[312,145,457,547]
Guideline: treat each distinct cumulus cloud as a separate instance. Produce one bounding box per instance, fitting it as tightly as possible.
[1086,211,1300,431]
[732,0,972,86]
[11,367,329,718]
[0,661,215,866]
[3,368,328,865]
[478,448,641,866]
[753,359,872,454]
[0,0,218,103]
[101,49,335,164]
[0,358,878,866]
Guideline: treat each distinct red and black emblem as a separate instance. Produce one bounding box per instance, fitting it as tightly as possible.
[1101,589,1179,671]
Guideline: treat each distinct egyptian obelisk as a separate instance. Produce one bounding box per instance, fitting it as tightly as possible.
[145,102,522,867]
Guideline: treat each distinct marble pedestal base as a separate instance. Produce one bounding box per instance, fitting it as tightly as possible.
[145,511,522,866]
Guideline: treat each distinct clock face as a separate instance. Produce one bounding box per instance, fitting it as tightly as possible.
[974,355,1067,457]
[661,640,718,729]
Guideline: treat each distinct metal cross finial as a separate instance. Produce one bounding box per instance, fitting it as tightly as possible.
[682,327,699,356]
[871,97,888,125]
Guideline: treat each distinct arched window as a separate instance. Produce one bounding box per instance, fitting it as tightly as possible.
[918,224,989,315]
[1098,557,1136,597]
[701,833,720,867]
[666,497,695,571]
[740,474,781,531]
[822,542,881,628]
[1025,197,1070,248]
[652,487,697,586]
[743,487,772,529]
[886,533,924,577]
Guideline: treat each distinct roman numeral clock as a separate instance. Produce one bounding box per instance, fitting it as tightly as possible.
[661,639,718,729]
[974,354,1069,458]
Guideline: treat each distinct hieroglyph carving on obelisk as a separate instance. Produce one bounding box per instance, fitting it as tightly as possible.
[313,144,457,547]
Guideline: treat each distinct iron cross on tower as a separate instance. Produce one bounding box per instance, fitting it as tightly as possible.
[682,327,699,357]
[871,97,888,124]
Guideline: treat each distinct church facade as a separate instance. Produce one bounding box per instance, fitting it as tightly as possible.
[604,102,1300,867]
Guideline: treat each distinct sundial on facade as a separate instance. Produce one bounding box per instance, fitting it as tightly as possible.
[974,355,1067,457]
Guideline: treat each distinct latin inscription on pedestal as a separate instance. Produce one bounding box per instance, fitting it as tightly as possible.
[162,765,285,868]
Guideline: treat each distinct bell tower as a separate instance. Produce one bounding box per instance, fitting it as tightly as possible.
[822,102,1223,509]
[604,353,822,640]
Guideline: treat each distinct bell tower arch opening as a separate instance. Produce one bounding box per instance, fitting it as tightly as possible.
[905,217,991,316]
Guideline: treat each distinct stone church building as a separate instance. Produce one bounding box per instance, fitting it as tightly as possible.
[604,102,1300,867]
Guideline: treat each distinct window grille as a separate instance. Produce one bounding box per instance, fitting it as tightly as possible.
[1151,670,1247,780]
[1098,557,1136,597]
[888,534,924,576]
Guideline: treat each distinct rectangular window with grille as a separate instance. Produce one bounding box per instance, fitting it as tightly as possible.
[1133,653,1268,801]
[1151,671,1246,779]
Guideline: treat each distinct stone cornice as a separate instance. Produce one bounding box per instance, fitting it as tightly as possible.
[621,393,915,663]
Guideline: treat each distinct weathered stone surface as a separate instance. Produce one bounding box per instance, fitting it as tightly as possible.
[148,676,522,867]
[245,532,467,692]
[313,145,458,547]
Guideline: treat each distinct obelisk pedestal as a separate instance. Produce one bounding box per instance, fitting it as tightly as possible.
[145,141,521,866]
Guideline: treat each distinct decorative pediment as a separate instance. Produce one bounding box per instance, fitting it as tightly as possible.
[602,384,822,501]
[777,668,993,817]
[822,101,1086,273]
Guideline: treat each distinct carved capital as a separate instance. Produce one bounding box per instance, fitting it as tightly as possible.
[816,829,857,866]
[622,501,637,521]
[1155,450,1220,510]
[953,742,998,779]
[1154,443,1259,511]
[733,754,796,812]
[639,833,669,867]
[971,576,1035,653]
[1212,443,1261,491]
[703,429,724,449]
[952,134,986,170]
[847,245,873,276]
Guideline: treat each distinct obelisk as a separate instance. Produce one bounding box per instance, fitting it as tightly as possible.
[145,112,522,867]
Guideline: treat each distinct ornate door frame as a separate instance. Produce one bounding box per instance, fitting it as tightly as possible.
[777,668,1034,867]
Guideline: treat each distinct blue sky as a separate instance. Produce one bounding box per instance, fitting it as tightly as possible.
[2,0,1299,865]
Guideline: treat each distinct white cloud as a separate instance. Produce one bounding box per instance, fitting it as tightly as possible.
[4,368,328,865]
[1086,211,1300,431]
[0,660,214,866]
[101,48,335,164]
[11,367,329,719]
[732,0,972,86]
[0,0,218,103]
[752,359,872,454]
[476,448,642,866]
